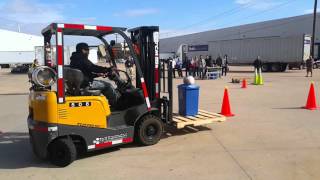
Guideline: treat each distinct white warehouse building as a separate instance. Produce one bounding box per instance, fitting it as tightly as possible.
[159,13,320,72]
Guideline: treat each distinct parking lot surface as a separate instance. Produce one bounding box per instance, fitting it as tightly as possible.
[1,67,320,180]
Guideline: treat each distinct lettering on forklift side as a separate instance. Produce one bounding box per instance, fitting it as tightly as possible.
[69,102,91,108]
[77,123,100,128]
[93,133,128,144]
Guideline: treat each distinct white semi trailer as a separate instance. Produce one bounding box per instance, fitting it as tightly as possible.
[178,34,311,72]
[160,44,187,62]
[0,51,35,68]
[207,34,311,72]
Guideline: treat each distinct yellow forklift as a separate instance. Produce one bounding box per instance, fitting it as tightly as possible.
[28,23,225,167]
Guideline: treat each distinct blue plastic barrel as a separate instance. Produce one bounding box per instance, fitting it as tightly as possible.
[178,84,200,116]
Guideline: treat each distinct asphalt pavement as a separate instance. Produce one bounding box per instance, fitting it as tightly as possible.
[1,67,320,180]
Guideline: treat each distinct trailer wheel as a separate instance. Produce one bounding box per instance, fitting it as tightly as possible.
[261,64,269,72]
[135,115,163,146]
[280,63,287,72]
[271,63,281,72]
[48,138,77,167]
[313,63,318,69]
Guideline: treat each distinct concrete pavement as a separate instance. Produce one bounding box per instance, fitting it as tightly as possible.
[0,67,320,180]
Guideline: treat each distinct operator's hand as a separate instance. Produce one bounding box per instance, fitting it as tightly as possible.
[97,73,108,78]
[110,66,118,74]
[104,66,116,76]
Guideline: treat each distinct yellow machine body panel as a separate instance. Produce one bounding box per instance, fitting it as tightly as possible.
[29,91,58,124]
[58,96,111,128]
[29,91,111,128]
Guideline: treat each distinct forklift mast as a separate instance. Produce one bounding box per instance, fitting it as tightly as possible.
[128,26,173,123]
[128,27,160,102]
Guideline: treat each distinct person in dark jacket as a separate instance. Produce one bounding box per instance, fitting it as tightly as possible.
[305,56,314,77]
[205,55,213,67]
[253,56,263,71]
[70,42,119,106]
[204,55,212,78]
[216,55,222,67]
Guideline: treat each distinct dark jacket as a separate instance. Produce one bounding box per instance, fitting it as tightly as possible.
[216,57,222,67]
[253,58,262,69]
[70,52,110,85]
[306,58,313,69]
[205,57,213,67]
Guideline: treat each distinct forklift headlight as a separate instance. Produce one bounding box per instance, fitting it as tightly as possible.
[31,66,57,87]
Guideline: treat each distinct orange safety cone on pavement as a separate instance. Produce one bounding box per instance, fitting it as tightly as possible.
[304,82,318,110]
[220,87,235,117]
[241,79,247,89]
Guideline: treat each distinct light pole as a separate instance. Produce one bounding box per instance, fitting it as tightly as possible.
[311,0,318,58]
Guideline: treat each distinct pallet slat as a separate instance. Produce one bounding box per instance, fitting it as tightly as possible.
[172,110,226,129]
[199,110,218,116]
[199,110,226,122]
[172,118,184,123]
[194,114,210,119]
[198,112,215,118]
[185,116,200,121]
[174,116,193,122]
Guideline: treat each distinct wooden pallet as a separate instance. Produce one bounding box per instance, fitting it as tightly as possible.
[172,110,226,129]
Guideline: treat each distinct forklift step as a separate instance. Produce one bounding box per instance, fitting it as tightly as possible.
[172,110,226,129]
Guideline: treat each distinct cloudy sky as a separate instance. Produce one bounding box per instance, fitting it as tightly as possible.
[0,0,316,38]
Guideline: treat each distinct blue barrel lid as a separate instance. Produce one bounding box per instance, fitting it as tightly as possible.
[178,84,200,89]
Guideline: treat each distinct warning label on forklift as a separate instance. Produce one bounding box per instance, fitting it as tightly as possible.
[69,102,91,107]
[94,133,128,144]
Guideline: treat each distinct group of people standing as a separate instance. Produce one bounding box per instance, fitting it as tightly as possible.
[172,54,229,79]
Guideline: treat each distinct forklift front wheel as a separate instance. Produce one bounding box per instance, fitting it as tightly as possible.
[48,138,77,167]
[135,115,163,146]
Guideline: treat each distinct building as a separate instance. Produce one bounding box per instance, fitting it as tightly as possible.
[160,13,320,59]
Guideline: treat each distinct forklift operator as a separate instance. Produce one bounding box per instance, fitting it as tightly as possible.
[70,42,120,106]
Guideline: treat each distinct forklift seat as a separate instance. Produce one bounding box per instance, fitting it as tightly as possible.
[63,67,101,96]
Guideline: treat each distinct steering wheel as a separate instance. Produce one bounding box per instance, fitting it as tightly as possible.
[104,67,133,94]
[110,68,132,85]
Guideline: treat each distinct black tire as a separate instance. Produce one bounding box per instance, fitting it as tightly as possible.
[135,115,163,146]
[280,63,287,72]
[271,63,281,72]
[313,64,318,69]
[48,138,77,167]
[261,64,269,72]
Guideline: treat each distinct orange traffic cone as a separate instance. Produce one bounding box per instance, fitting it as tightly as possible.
[241,79,247,89]
[304,82,318,110]
[220,87,235,117]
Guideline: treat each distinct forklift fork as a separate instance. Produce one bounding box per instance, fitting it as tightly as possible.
[158,59,173,123]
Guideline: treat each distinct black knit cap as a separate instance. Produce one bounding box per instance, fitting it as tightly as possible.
[76,42,89,52]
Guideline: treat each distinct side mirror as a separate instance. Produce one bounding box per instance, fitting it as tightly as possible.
[98,44,107,57]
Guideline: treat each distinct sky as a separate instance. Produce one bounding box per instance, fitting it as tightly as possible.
[0,0,316,38]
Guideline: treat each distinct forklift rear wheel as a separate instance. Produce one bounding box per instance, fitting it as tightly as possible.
[135,115,163,146]
[48,138,77,167]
